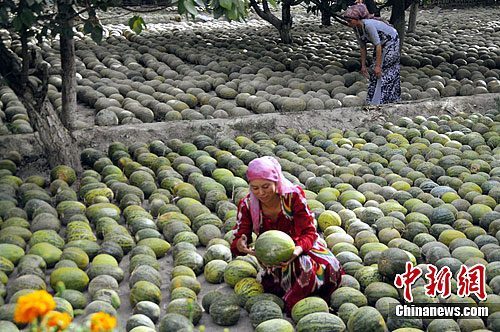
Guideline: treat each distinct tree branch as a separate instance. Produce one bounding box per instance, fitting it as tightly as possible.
[249,0,281,28]
[119,4,174,13]
[332,13,349,27]
[262,0,270,13]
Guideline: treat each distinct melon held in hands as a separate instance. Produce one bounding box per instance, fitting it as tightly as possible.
[254,230,295,266]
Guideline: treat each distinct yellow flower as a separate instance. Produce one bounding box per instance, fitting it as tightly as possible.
[44,311,72,330]
[14,290,56,324]
[90,312,117,332]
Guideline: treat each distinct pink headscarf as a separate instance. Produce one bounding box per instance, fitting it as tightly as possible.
[343,4,376,20]
[246,156,299,234]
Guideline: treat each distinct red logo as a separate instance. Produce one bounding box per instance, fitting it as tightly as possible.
[424,264,452,298]
[456,264,487,301]
[394,262,422,302]
[394,263,487,302]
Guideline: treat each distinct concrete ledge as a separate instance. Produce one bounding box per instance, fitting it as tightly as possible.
[1,93,499,161]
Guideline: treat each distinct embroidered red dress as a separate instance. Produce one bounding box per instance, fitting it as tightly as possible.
[231,186,344,313]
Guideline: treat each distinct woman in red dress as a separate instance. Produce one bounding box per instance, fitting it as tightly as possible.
[231,156,344,313]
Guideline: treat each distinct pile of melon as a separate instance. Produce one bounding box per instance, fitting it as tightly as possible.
[2,6,498,129]
[0,106,499,331]
[0,85,33,135]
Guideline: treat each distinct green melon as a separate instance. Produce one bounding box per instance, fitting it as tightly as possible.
[86,203,121,222]
[438,230,466,246]
[378,248,411,280]
[170,266,196,280]
[170,275,201,294]
[347,306,387,332]
[202,290,224,312]
[166,298,203,324]
[137,238,171,258]
[130,281,162,306]
[50,267,89,292]
[92,254,118,267]
[234,277,264,306]
[254,230,295,266]
[54,296,74,317]
[330,287,368,310]
[291,297,329,323]
[50,165,77,185]
[28,242,62,267]
[354,266,382,289]
[174,250,204,275]
[426,319,460,332]
[87,264,124,283]
[318,211,342,231]
[245,293,285,312]
[255,318,294,332]
[364,282,399,305]
[60,247,90,270]
[170,287,197,301]
[158,313,194,332]
[0,320,20,331]
[250,299,283,328]
[296,312,346,332]
[204,259,228,284]
[209,298,241,326]
[133,301,161,323]
[337,302,358,324]
[7,274,46,298]
[224,260,258,287]
[203,244,232,264]
[58,289,88,310]
[0,244,24,265]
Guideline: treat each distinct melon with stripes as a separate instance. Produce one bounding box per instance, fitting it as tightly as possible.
[291,297,329,323]
[254,230,295,266]
[234,277,264,306]
[296,312,346,332]
[223,260,258,287]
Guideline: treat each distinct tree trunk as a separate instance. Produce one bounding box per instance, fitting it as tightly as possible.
[57,2,77,130]
[320,1,331,26]
[390,0,406,48]
[0,37,82,171]
[24,94,82,170]
[407,2,418,33]
[364,0,380,16]
[280,1,293,44]
[320,11,331,26]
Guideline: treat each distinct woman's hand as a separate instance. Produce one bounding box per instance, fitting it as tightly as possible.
[236,234,255,256]
[361,66,369,79]
[281,246,303,268]
[374,64,382,78]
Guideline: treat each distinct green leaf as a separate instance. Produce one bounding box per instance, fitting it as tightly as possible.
[182,0,198,17]
[20,8,35,27]
[12,16,22,31]
[267,0,277,8]
[219,0,232,10]
[213,8,224,19]
[194,0,205,7]
[128,15,146,34]
[227,5,239,21]
[83,21,93,34]
[90,25,103,43]
[0,8,9,25]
